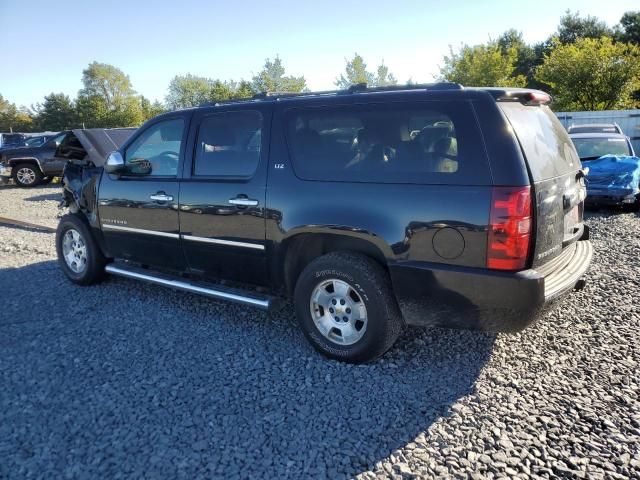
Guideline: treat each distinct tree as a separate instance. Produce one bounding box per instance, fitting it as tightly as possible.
[166,74,212,109]
[535,37,640,110]
[0,94,35,132]
[140,97,166,121]
[35,93,77,130]
[335,53,398,88]
[79,62,136,110]
[77,62,144,127]
[497,30,539,84]
[251,57,306,93]
[616,11,640,45]
[556,10,613,44]
[440,42,526,87]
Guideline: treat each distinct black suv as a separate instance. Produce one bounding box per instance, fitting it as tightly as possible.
[56,84,592,363]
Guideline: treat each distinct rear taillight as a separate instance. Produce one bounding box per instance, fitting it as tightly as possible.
[487,186,532,271]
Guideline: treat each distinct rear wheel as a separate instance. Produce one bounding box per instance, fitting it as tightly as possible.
[56,214,107,285]
[12,163,43,187]
[294,252,403,363]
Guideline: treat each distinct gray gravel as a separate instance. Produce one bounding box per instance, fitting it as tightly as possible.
[0,183,63,229]
[0,187,639,479]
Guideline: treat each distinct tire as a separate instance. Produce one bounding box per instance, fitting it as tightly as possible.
[56,213,107,285]
[12,163,43,188]
[294,251,404,363]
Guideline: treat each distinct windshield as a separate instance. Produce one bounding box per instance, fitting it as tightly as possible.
[572,137,631,160]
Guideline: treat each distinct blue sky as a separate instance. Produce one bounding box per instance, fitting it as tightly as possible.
[1,0,637,107]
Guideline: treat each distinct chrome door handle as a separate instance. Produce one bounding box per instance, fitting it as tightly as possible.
[229,197,258,207]
[150,193,173,202]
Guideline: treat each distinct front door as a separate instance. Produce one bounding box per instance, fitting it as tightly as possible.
[179,107,270,285]
[98,115,189,271]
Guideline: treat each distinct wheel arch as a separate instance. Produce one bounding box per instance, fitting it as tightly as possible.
[8,157,43,172]
[280,231,392,297]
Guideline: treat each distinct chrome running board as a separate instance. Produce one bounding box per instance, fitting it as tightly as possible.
[105,264,274,310]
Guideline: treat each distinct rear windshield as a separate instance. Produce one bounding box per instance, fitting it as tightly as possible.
[572,137,631,160]
[500,103,580,181]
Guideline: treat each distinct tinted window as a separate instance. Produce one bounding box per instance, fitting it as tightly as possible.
[500,103,580,181]
[572,137,632,160]
[125,118,184,176]
[194,111,262,177]
[285,102,489,184]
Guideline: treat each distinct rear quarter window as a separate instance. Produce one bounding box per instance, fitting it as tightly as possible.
[500,103,580,181]
[284,101,491,185]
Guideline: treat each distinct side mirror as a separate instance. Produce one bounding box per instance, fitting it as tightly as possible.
[104,151,125,174]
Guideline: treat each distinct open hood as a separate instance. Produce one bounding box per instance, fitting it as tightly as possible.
[58,128,137,167]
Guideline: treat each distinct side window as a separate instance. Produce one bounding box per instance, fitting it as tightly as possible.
[285,102,489,184]
[193,111,262,177]
[124,118,184,176]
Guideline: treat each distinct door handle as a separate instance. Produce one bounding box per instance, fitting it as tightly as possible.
[150,193,173,202]
[229,197,258,207]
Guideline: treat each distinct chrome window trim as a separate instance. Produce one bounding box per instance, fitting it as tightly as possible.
[181,234,265,250]
[101,224,180,239]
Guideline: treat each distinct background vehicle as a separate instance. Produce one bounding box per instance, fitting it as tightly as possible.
[56,84,592,363]
[0,133,27,150]
[0,129,135,187]
[569,131,639,208]
[567,123,623,134]
[570,132,635,161]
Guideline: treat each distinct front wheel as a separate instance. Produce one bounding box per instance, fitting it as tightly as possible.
[56,214,107,285]
[12,163,43,187]
[294,252,404,363]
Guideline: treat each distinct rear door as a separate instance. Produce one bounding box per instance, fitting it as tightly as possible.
[179,106,270,285]
[499,102,586,268]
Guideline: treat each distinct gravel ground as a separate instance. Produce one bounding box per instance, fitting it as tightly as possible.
[0,182,63,229]
[0,186,639,479]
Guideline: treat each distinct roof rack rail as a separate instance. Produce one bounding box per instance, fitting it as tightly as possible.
[200,82,464,107]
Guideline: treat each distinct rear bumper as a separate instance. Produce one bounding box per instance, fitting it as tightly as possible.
[390,239,593,332]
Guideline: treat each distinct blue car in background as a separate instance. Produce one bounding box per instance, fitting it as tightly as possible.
[570,132,639,209]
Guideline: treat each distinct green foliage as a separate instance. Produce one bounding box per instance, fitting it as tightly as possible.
[535,37,640,110]
[616,11,640,45]
[251,56,306,93]
[76,62,144,127]
[166,76,257,110]
[79,62,136,110]
[140,97,166,121]
[440,41,526,87]
[335,54,398,88]
[166,74,212,109]
[556,10,613,44]
[34,93,77,130]
[0,94,35,132]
